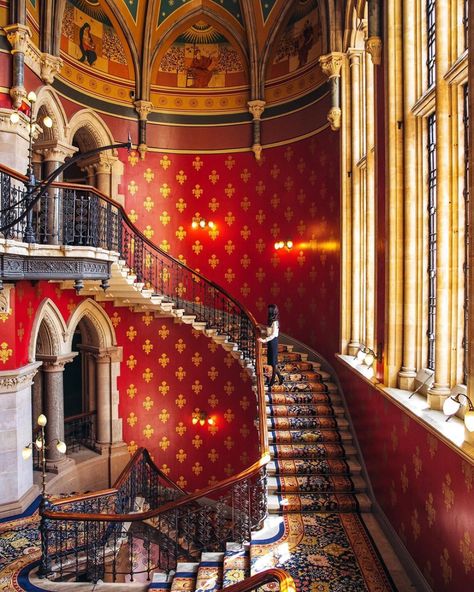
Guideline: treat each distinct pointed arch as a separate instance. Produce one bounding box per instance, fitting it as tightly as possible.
[34,86,69,144]
[67,110,116,153]
[66,299,117,352]
[29,298,68,362]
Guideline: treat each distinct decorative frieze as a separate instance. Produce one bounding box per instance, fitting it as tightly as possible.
[0,362,42,394]
[0,255,110,282]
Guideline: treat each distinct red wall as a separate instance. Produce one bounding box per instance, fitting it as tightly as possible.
[336,361,474,592]
[118,130,341,362]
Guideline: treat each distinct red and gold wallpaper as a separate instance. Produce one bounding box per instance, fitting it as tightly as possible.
[118,130,341,363]
[336,362,474,592]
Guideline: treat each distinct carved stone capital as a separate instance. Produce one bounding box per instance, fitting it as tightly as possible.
[138,143,147,160]
[39,352,78,372]
[252,143,263,161]
[366,36,382,65]
[134,100,153,121]
[248,100,266,120]
[0,362,42,394]
[0,284,12,314]
[327,107,341,131]
[319,52,344,79]
[36,140,78,163]
[3,23,31,53]
[9,86,27,109]
[40,53,63,84]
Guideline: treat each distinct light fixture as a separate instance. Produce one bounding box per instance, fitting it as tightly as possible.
[192,215,215,230]
[274,240,294,251]
[443,392,474,431]
[191,408,214,426]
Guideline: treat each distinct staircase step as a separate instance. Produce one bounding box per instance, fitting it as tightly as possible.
[170,563,199,591]
[222,543,250,588]
[267,474,366,493]
[267,492,368,513]
[267,404,345,417]
[195,552,224,592]
[270,443,357,460]
[268,429,351,444]
[267,458,362,476]
[267,416,348,430]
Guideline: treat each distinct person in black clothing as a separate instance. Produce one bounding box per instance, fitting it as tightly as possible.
[258,304,284,388]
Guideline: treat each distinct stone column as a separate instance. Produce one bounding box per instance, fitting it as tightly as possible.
[347,50,362,355]
[427,0,452,409]
[31,370,43,427]
[134,100,153,160]
[3,23,31,108]
[95,155,115,196]
[0,362,41,518]
[468,0,474,410]
[95,347,123,448]
[366,0,382,66]
[40,354,77,470]
[248,100,266,160]
[398,0,418,391]
[319,53,344,131]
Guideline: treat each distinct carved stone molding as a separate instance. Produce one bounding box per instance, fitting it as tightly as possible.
[36,140,78,164]
[252,143,263,161]
[327,107,341,131]
[0,362,42,394]
[319,52,344,79]
[3,23,31,53]
[40,53,63,84]
[0,255,110,282]
[134,100,153,121]
[39,352,78,372]
[366,36,382,65]
[0,284,12,313]
[9,86,27,109]
[248,100,266,120]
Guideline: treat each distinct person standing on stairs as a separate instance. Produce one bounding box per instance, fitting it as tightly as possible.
[258,303,284,389]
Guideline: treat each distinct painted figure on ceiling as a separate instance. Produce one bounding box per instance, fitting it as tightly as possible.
[188,48,217,88]
[297,19,315,67]
[79,22,97,66]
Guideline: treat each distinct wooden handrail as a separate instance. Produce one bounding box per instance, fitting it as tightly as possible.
[221,569,297,592]
[45,452,270,521]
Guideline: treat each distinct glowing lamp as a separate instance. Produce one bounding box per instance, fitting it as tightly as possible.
[443,396,461,417]
[22,446,32,460]
[465,411,474,432]
[37,414,47,427]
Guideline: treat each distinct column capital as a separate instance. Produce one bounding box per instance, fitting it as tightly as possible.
[3,23,31,53]
[134,100,153,121]
[248,100,266,120]
[96,346,122,364]
[427,384,452,410]
[366,36,382,65]
[327,107,341,131]
[35,140,78,163]
[40,53,63,84]
[39,352,78,372]
[347,48,363,65]
[319,52,345,79]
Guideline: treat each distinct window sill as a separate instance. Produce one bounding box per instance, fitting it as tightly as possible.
[336,354,474,463]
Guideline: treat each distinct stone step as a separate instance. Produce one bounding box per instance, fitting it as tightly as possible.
[267,474,367,494]
[267,416,349,430]
[268,428,352,444]
[266,404,345,417]
[170,562,198,591]
[270,442,358,460]
[195,552,224,592]
[267,492,371,513]
[222,543,249,588]
[267,458,362,476]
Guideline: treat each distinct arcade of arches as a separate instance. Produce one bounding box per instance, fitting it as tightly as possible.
[0,0,472,591]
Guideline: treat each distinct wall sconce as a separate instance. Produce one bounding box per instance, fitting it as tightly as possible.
[192,408,215,426]
[22,413,67,460]
[274,240,293,251]
[443,392,474,431]
[191,216,215,229]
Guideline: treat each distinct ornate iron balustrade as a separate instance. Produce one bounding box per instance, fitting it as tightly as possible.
[42,451,268,583]
[64,411,96,452]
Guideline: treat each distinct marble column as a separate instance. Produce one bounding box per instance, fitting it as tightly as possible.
[134,100,153,160]
[40,354,77,469]
[248,100,266,161]
[95,347,123,448]
[319,53,344,131]
[0,362,41,518]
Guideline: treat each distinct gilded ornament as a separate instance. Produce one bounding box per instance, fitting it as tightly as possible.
[144,168,155,183]
[309,202,317,217]
[208,341,219,353]
[425,493,436,527]
[284,207,294,222]
[440,548,452,585]
[128,151,139,166]
[208,394,218,408]
[225,240,235,255]
[240,254,251,268]
[240,196,251,211]
[159,436,170,450]
[256,268,266,283]
[144,225,154,239]
[144,196,154,212]
[192,462,203,476]
[270,164,280,179]
[208,476,218,486]
[284,177,294,192]
[127,440,138,455]
[176,282,186,297]
[284,146,294,161]
[410,509,421,541]
[208,448,219,462]
[128,180,138,195]
[366,36,382,65]
[208,423,218,435]
[127,384,137,399]
[271,253,280,269]
[442,474,454,510]
[225,268,235,283]
[241,168,251,182]
[462,461,474,491]
[270,283,281,297]
[208,254,219,269]
[143,368,154,383]
[224,464,234,476]
[143,425,154,439]
[175,339,186,353]
[160,183,171,198]
[255,239,265,254]
[143,396,154,411]
[192,380,203,394]
[255,210,266,225]
[270,223,280,238]
[193,240,204,255]
[142,312,153,326]
[126,326,137,341]
[0,342,13,364]
[160,239,170,252]
[127,412,138,427]
[161,464,171,475]
[309,266,317,281]
[297,158,306,174]
[240,451,249,464]
[284,268,294,283]
[175,394,186,408]
[297,190,306,204]
[176,198,187,213]
[175,366,186,381]
[128,209,138,223]
[225,155,235,170]
[145,254,152,269]
[209,170,219,184]
[208,197,220,212]
[255,180,265,196]
[192,434,203,449]
[240,424,250,438]
[297,252,306,266]
[177,476,187,488]
[192,184,203,199]
[208,366,218,381]
[224,353,235,368]
[192,352,203,366]
[297,220,306,235]
[224,437,234,450]
[17,323,25,342]
[160,155,171,170]
[427,434,438,458]
[256,297,265,312]
[0,308,11,322]
[127,355,137,370]
[225,183,235,198]
[459,532,474,573]
[224,409,235,423]
[240,226,251,240]
[27,302,34,318]
[412,446,422,477]
[142,340,154,355]
[176,422,186,436]
[192,156,204,171]
[400,464,408,493]
[225,211,236,226]
[158,325,169,339]
[176,170,187,185]
[240,283,251,298]
[224,381,235,396]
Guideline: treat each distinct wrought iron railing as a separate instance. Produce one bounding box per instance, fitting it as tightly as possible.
[42,449,269,582]
[64,411,96,452]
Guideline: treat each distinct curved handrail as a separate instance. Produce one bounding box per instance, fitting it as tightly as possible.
[45,452,270,520]
[222,569,297,592]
